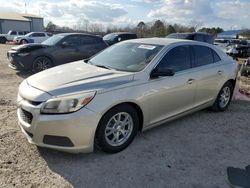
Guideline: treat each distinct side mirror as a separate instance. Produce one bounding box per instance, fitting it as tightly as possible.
[83,58,90,63]
[117,37,122,42]
[150,67,175,79]
[61,41,70,48]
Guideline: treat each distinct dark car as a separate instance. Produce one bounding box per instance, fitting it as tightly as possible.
[103,32,137,45]
[7,33,108,72]
[166,32,214,44]
[234,40,250,58]
[241,57,250,77]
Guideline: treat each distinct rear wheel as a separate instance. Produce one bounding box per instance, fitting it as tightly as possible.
[0,37,7,44]
[32,56,53,72]
[95,104,139,153]
[210,82,233,111]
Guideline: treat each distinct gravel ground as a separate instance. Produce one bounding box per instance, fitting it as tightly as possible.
[0,44,250,188]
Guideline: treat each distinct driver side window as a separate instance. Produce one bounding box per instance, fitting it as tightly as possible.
[63,36,79,46]
[157,45,192,72]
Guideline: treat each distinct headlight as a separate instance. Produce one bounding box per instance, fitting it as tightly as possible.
[41,92,96,114]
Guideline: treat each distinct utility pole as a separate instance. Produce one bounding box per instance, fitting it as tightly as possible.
[24,2,27,14]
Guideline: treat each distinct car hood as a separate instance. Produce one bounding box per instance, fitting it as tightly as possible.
[10,43,49,52]
[26,61,135,97]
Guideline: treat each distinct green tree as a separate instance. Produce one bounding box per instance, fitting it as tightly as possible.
[198,27,224,36]
[137,21,146,37]
[166,25,176,36]
[152,20,166,37]
[45,22,57,32]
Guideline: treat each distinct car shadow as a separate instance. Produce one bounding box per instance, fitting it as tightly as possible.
[38,101,250,187]
[38,113,192,188]
[16,71,33,79]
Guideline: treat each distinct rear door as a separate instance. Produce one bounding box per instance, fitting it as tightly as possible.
[148,45,198,125]
[191,45,225,106]
[31,33,46,43]
[77,36,107,59]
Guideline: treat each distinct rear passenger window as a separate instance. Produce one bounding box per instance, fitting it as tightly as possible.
[79,36,99,45]
[193,45,214,67]
[212,50,221,62]
[32,33,46,37]
[10,31,17,35]
[157,45,192,72]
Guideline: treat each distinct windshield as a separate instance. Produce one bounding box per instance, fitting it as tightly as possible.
[89,42,163,72]
[25,33,32,37]
[103,33,117,41]
[42,35,64,46]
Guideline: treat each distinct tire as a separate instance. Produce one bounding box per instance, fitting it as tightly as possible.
[95,104,139,153]
[0,37,7,44]
[32,56,53,72]
[210,81,234,112]
[20,39,28,44]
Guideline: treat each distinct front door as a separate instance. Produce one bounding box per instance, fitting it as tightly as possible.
[148,45,198,125]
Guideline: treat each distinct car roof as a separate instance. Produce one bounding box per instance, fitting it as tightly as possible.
[124,37,209,46]
[56,33,100,37]
[106,32,136,35]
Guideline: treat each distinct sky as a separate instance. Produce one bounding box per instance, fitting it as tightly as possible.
[0,0,250,30]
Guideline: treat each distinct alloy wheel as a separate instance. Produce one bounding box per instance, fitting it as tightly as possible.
[219,86,231,108]
[33,57,52,72]
[104,112,133,147]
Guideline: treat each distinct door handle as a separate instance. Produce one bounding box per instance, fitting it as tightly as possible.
[218,70,223,75]
[187,79,195,84]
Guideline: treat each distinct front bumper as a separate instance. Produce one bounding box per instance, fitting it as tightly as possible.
[7,51,32,70]
[17,96,101,153]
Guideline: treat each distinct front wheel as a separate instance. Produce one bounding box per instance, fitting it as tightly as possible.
[20,39,28,44]
[95,104,139,153]
[32,56,53,72]
[210,82,234,111]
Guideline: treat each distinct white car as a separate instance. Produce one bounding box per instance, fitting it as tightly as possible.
[14,32,52,44]
[0,30,29,44]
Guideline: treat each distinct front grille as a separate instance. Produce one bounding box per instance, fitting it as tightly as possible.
[20,108,33,124]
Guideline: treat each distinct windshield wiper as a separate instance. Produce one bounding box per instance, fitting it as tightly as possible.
[86,61,115,70]
[94,64,112,70]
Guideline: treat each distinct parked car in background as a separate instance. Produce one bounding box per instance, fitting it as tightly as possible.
[14,32,52,44]
[0,30,29,44]
[166,32,214,44]
[214,38,231,48]
[8,33,108,72]
[103,32,137,45]
[17,38,237,153]
[241,57,250,77]
[215,38,250,58]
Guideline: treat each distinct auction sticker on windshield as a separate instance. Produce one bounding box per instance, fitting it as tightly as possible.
[138,45,156,50]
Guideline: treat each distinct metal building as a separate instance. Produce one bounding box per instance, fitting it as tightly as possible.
[0,13,44,34]
[217,29,249,39]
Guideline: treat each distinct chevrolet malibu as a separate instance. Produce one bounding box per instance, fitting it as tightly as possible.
[17,38,238,153]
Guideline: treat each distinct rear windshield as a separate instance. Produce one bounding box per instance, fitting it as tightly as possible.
[89,43,163,72]
[166,33,193,40]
